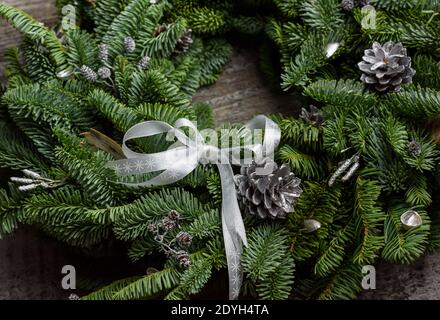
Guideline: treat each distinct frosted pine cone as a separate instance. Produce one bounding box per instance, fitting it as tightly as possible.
[174,29,193,55]
[167,210,180,221]
[80,65,97,82]
[147,223,158,233]
[358,41,415,93]
[176,232,193,247]
[153,25,193,55]
[175,251,190,268]
[123,36,136,53]
[161,216,177,231]
[97,67,111,79]
[341,0,355,11]
[357,0,370,6]
[98,44,109,62]
[138,56,151,70]
[234,159,303,219]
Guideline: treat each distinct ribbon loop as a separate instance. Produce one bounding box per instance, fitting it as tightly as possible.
[109,115,281,299]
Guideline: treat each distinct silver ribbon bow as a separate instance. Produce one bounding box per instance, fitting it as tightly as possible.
[109,115,281,299]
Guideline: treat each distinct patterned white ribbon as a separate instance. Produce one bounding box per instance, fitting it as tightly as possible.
[109,115,281,299]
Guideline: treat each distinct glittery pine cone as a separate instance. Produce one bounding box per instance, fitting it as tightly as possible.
[341,0,369,11]
[123,36,136,53]
[175,250,190,268]
[358,41,416,93]
[138,56,151,70]
[341,0,355,11]
[98,44,109,62]
[97,67,111,79]
[174,29,193,55]
[408,140,421,157]
[234,159,303,219]
[80,65,97,82]
[176,232,193,247]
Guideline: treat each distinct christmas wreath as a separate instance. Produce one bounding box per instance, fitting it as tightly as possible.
[1,0,440,300]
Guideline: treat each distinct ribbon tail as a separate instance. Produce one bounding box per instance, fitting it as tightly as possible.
[222,219,244,300]
[217,162,248,300]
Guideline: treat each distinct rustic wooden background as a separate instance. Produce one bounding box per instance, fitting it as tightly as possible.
[1,0,440,300]
[0,0,58,80]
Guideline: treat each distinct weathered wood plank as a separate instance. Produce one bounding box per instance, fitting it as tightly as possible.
[193,41,300,125]
[0,0,58,80]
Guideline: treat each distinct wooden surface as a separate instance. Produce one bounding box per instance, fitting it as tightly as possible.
[1,0,440,300]
[194,39,299,125]
[0,0,58,80]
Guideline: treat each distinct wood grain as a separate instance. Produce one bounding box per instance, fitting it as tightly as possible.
[193,39,300,125]
[0,0,58,80]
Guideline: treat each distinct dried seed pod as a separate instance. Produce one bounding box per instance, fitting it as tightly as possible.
[18,184,41,192]
[408,140,421,157]
[299,105,324,126]
[167,210,180,221]
[341,0,355,11]
[10,177,36,184]
[147,223,158,233]
[161,217,177,231]
[341,161,360,182]
[328,156,357,186]
[99,44,109,62]
[22,169,43,180]
[175,250,191,268]
[173,29,193,55]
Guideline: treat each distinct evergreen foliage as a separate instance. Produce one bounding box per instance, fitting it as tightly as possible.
[1,0,440,300]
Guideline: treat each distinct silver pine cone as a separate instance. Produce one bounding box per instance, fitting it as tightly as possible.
[123,36,136,53]
[357,0,370,6]
[358,41,415,93]
[97,67,111,79]
[80,65,97,82]
[98,44,109,62]
[408,140,421,157]
[234,159,303,219]
[174,250,191,268]
[138,56,151,70]
[174,29,193,55]
[340,0,355,11]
